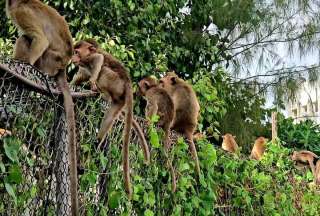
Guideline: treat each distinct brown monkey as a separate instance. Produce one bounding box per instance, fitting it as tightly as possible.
[138,76,176,191]
[221,133,239,153]
[291,150,319,176]
[159,73,201,176]
[250,137,268,160]
[6,1,78,214]
[315,160,320,185]
[138,76,174,150]
[71,39,150,197]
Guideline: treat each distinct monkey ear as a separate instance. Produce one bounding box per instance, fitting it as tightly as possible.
[170,77,177,85]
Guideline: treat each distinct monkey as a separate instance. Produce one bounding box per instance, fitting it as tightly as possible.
[159,72,201,176]
[291,150,319,176]
[221,133,239,153]
[250,137,268,160]
[314,160,320,185]
[6,1,78,213]
[138,76,176,191]
[71,39,150,197]
[138,76,175,150]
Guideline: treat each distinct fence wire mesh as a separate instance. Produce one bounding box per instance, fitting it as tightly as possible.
[0,57,162,215]
[0,57,250,215]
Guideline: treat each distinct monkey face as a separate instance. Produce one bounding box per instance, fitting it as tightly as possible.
[138,80,148,96]
[138,77,158,96]
[72,42,97,65]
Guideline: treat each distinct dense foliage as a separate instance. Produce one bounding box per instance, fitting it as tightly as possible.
[2,130,320,215]
[278,114,320,155]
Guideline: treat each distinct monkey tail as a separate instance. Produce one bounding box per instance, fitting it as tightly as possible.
[56,71,79,215]
[123,83,133,198]
[132,118,150,164]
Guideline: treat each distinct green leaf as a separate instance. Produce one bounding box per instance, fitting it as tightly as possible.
[8,164,23,184]
[108,191,121,209]
[144,209,154,216]
[0,162,5,173]
[100,153,107,170]
[4,138,21,162]
[5,183,17,205]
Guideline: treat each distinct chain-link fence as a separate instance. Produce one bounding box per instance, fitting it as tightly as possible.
[0,57,255,215]
[0,58,162,215]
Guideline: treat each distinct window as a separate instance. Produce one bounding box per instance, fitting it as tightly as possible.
[314,102,318,113]
[292,109,297,117]
[303,105,307,113]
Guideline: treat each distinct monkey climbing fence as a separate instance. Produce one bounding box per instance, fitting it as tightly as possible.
[0,57,253,216]
[0,57,146,215]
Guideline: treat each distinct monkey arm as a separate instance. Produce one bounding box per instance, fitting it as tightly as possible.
[88,53,104,83]
[70,67,91,86]
[146,101,158,121]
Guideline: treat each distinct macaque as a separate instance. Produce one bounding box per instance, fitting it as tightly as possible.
[6,1,77,212]
[159,72,201,176]
[291,150,319,176]
[315,160,320,185]
[0,129,12,139]
[138,76,176,191]
[71,39,150,197]
[221,133,239,153]
[138,76,174,149]
[250,137,268,160]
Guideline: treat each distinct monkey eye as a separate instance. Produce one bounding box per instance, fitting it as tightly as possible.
[74,50,79,56]
[159,80,164,84]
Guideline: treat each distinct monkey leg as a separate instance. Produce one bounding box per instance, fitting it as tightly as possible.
[26,30,49,65]
[97,102,124,148]
[185,132,201,176]
[308,158,316,177]
[36,50,63,76]
[14,35,31,63]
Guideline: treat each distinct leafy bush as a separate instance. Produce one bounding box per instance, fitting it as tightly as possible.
[278,114,320,154]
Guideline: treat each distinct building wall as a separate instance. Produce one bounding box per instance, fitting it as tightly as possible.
[285,82,320,123]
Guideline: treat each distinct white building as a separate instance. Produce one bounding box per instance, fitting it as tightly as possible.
[286,81,320,123]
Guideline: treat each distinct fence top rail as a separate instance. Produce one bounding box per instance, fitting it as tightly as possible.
[0,57,98,99]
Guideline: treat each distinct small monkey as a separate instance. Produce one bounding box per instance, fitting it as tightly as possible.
[71,39,150,197]
[250,137,268,160]
[159,72,201,176]
[315,160,320,185]
[221,133,239,153]
[138,76,174,150]
[138,76,176,191]
[6,1,78,213]
[291,150,319,176]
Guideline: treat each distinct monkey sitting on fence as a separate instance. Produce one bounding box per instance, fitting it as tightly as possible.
[138,76,176,191]
[250,137,268,160]
[221,133,239,153]
[71,39,150,197]
[159,72,201,176]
